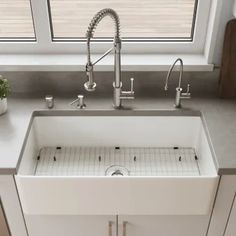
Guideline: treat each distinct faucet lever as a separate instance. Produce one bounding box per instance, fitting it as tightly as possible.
[181,84,191,99]
[120,78,135,100]
[130,77,134,94]
[186,84,190,93]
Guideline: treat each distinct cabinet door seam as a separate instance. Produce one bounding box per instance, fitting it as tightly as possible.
[206,175,222,236]
[13,175,29,236]
[223,192,236,236]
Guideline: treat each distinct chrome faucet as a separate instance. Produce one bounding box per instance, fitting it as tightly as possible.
[84,8,135,108]
[164,58,191,108]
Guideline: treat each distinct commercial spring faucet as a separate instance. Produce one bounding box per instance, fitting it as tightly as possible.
[164,58,191,108]
[84,8,135,108]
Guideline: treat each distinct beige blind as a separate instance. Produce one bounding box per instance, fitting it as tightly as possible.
[0,0,35,38]
[49,0,196,39]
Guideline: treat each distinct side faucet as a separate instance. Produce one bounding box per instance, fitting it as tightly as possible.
[164,58,191,108]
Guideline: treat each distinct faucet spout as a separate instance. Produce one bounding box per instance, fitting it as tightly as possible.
[164,58,183,91]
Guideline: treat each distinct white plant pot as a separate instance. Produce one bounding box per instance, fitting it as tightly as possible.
[0,98,7,115]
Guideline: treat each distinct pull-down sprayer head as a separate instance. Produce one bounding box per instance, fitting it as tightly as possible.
[84,62,96,92]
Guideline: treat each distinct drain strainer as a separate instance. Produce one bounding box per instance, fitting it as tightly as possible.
[105,165,129,176]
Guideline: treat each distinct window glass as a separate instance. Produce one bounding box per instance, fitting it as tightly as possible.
[0,0,35,39]
[49,0,197,40]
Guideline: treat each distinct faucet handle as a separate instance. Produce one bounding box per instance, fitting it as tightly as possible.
[130,77,134,94]
[186,84,190,94]
[120,77,135,100]
[181,84,191,99]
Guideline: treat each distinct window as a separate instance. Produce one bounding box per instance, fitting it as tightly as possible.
[48,0,197,40]
[0,0,219,68]
[0,0,35,40]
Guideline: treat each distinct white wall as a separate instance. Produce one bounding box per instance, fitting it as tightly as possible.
[212,0,235,65]
[234,0,236,17]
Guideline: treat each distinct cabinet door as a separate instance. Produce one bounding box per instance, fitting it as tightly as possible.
[25,215,116,236]
[208,176,236,236]
[225,194,236,236]
[0,175,27,236]
[0,200,10,236]
[118,215,210,236]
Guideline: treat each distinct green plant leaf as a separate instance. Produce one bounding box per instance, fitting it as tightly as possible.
[0,76,10,99]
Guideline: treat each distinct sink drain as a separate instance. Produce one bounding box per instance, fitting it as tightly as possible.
[105,165,129,176]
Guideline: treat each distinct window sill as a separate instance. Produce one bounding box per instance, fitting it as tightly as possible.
[0,54,214,71]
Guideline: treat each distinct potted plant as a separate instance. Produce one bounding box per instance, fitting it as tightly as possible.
[0,75,10,115]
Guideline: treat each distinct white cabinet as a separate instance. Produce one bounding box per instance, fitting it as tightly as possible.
[0,175,27,236]
[118,215,210,236]
[208,176,236,236]
[24,215,116,236]
[225,196,236,236]
[24,214,212,236]
[0,200,10,236]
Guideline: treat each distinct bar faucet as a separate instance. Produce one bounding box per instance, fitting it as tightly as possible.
[164,58,191,108]
[84,8,135,108]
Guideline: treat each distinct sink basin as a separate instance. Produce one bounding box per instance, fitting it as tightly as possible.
[15,110,219,216]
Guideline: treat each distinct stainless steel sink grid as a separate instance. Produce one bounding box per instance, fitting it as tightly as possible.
[34,146,200,176]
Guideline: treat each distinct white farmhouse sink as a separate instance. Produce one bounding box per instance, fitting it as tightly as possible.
[15,110,219,216]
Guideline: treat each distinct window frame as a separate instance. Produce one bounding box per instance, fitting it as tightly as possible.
[0,0,223,67]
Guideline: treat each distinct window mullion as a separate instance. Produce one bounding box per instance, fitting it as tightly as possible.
[30,0,52,49]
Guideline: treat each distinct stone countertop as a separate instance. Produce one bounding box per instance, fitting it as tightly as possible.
[0,95,236,175]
